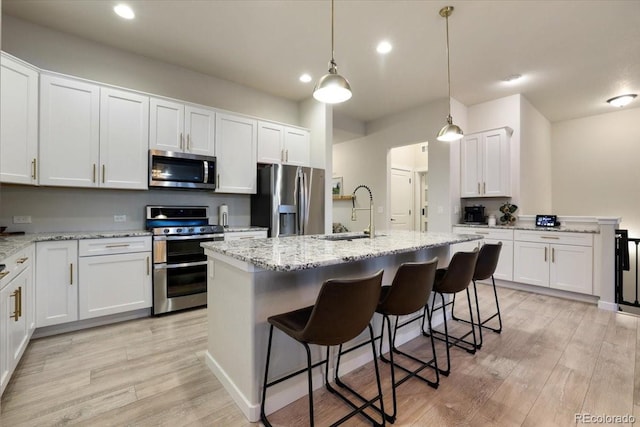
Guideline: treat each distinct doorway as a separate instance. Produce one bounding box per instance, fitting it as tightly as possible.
[388,142,428,231]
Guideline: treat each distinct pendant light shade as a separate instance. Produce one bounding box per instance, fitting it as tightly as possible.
[437,6,463,142]
[313,0,352,104]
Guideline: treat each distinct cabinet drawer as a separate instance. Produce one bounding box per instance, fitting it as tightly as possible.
[79,236,151,256]
[0,245,34,290]
[514,230,593,247]
[453,226,513,241]
[224,230,268,241]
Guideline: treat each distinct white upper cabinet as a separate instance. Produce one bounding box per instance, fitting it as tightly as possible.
[100,88,149,189]
[215,113,257,194]
[149,98,215,157]
[0,53,39,185]
[257,121,310,166]
[40,74,100,187]
[40,75,149,190]
[461,127,511,198]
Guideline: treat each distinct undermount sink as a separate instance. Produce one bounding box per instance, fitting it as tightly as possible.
[315,233,381,241]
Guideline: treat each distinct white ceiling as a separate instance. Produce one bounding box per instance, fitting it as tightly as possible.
[2,0,639,124]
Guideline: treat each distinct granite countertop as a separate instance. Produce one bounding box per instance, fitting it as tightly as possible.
[202,230,482,272]
[453,223,598,234]
[0,230,151,260]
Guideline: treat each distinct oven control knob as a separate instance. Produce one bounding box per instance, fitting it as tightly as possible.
[176,228,183,233]
[163,228,170,234]
[200,227,206,233]
[188,228,194,233]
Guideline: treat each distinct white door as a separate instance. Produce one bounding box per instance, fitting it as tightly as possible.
[99,88,149,189]
[486,238,514,282]
[513,241,549,287]
[36,241,79,327]
[549,244,593,294]
[283,127,310,166]
[0,54,39,185]
[215,113,257,194]
[185,105,215,156]
[150,98,184,152]
[390,168,413,230]
[79,252,151,319]
[257,121,284,164]
[460,133,482,197]
[39,74,100,187]
[483,128,510,197]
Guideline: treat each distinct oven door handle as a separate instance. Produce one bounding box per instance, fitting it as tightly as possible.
[154,234,223,241]
[155,261,208,269]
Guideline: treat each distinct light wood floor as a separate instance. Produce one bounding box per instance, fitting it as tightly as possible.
[1,284,638,426]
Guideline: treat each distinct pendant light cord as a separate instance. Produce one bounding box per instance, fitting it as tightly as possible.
[331,0,336,66]
[445,11,452,117]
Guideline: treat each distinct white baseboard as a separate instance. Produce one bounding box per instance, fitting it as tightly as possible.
[597,300,618,311]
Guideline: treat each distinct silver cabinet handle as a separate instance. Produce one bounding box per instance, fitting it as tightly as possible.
[32,158,37,180]
[146,256,150,276]
[180,133,184,150]
[187,134,190,151]
[477,182,481,194]
[551,247,555,263]
[70,263,73,285]
[93,164,96,183]
[217,174,220,189]
[541,236,560,240]
[475,232,490,235]
[105,244,131,248]
[102,164,106,183]
[483,182,486,194]
[544,247,548,262]
[286,149,289,163]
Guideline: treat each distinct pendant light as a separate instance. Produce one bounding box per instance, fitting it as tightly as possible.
[437,6,464,142]
[313,0,352,104]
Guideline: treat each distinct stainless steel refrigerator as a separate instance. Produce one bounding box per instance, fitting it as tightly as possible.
[251,164,325,237]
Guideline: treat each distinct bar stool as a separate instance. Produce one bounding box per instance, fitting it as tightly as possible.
[451,242,503,349]
[260,270,386,427]
[425,249,479,376]
[375,258,440,423]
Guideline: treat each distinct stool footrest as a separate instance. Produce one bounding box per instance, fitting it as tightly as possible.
[427,329,477,354]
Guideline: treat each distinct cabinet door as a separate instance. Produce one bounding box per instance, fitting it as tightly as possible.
[257,121,284,164]
[100,88,149,189]
[40,75,100,187]
[4,268,30,374]
[185,105,215,156]
[284,127,310,166]
[215,113,257,194]
[150,98,184,152]
[485,238,513,282]
[79,252,151,319]
[550,244,593,294]
[36,241,79,327]
[224,230,268,241]
[482,128,510,197]
[513,241,549,287]
[0,54,39,185]
[460,133,482,197]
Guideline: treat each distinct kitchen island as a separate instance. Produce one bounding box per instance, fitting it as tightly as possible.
[201,230,482,422]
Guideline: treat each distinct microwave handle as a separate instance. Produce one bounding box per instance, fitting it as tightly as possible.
[203,160,209,184]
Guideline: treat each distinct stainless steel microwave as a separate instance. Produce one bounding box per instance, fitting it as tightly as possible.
[149,150,216,190]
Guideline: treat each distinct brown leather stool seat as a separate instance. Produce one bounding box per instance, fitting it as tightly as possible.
[425,249,479,376]
[375,258,440,423]
[260,270,386,427]
[451,242,503,348]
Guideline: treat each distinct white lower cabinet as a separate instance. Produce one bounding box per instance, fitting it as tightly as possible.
[36,236,152,328]
[79,248,152,319]
[1,244,35,396]
[452,227,514,281]
[513,230,593,294]
[36,240,78,327]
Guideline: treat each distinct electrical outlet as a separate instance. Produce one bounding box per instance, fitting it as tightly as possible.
[114,215,127,223]
[13,215,32,224]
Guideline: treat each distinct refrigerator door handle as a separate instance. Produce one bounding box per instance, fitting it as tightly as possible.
[298,171,306,235]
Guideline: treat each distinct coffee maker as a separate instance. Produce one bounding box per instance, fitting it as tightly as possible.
[464,205,485,224]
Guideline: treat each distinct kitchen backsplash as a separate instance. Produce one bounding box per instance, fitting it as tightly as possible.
[0,185,250,232]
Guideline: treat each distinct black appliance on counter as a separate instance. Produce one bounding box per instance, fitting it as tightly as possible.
[464,205,486,224]
[146,205,224,315]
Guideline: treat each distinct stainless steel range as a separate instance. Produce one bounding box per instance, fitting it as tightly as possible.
[146,206,224,315]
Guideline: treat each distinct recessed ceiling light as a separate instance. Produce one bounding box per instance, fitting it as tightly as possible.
[502,73,523,83]
[114,4,135,20]
[376,41,392,55]
[607,94,637,107]
[299,74,312,83]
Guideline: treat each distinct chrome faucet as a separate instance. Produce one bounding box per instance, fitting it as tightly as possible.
[351,184,374,238]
